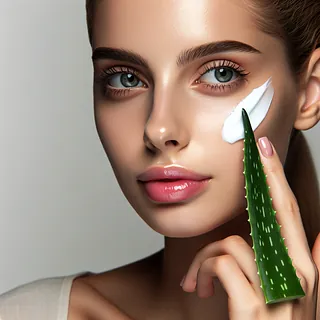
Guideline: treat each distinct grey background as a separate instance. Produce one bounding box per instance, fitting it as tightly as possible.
[0,1,318,294]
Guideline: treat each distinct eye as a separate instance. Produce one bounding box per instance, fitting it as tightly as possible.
[200,67,237,84]
[95,66,148,99]
[194,60,249,94]
[108,72,144,89]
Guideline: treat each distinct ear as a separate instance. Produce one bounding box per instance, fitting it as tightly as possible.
[294,47,320,131]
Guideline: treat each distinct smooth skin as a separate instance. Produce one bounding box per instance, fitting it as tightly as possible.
[69,0,320,319]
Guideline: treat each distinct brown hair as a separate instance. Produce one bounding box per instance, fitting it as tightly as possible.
[86,0,95,46]
[85,0,320,249]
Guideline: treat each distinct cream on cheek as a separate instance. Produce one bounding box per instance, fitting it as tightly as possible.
[222,78,274,144]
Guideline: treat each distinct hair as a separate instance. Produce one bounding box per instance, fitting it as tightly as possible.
[85,0,95,47]
[85,0,320,249]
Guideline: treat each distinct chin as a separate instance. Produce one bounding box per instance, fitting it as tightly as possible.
[148,219,226,238]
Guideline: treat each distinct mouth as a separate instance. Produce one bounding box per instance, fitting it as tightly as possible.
[137,166,211,204]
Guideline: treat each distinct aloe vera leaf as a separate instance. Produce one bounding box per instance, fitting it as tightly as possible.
[241,108,305,304]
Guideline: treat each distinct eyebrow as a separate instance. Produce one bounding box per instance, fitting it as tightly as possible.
[177,40,261,67]
[92,40,261,69]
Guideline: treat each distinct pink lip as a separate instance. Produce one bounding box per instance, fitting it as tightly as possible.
[137,166,211,203]
[137,166,210,182]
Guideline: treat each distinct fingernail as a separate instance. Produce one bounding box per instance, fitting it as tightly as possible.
[180,275,185,287]
[258,137,273,157]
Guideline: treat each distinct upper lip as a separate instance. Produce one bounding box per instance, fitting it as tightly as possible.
[137,166,211,182]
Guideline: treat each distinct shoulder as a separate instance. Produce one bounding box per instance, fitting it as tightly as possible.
[69,251,163,320]
[68,277,132,320]
[0,273,87,320]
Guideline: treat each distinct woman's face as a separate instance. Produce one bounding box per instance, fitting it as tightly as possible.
[92,0,298,237]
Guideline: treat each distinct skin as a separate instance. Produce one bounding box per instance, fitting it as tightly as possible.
[69,0,320,319]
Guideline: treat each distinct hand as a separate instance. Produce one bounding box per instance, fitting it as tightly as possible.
[180,136,320,319]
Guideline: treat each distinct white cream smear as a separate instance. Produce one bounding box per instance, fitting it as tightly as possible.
[222,78,274,144]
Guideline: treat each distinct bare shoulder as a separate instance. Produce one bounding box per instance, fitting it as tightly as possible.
[68,279,131,320]
[68,250,162,320]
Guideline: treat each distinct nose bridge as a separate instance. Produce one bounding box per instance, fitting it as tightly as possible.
[144,82,190,152]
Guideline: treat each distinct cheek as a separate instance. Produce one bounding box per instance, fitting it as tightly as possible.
[214,143,245,192]
[94,103,146,170]
[256,88,297,164]
[192,109,246,184]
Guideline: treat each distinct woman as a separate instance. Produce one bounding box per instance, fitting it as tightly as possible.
[1,0,320,319]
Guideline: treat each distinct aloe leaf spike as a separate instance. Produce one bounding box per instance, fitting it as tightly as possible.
[242,108,305,304]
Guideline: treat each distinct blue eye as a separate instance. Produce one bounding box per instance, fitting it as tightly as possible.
[200,67,237,84]
[108,73,144,88]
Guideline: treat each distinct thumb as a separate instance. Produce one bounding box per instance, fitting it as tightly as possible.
[311,232,320,319]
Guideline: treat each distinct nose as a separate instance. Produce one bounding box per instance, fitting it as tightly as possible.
[144,96,190,154]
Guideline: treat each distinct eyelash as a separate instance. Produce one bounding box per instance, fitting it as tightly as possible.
[96,60,249,99]
[196,60,249,92]
[96,66,145,98]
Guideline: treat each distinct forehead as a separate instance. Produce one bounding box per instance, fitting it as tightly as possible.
[92,0,272,60]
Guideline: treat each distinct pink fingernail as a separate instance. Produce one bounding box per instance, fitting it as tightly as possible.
[258,137,273,157]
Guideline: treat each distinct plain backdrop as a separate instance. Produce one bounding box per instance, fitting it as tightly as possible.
[0,1,319,294]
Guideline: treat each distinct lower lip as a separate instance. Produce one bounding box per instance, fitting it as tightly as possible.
[141,179,210,203]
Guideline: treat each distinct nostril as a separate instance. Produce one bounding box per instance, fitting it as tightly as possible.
[165,140,178,147]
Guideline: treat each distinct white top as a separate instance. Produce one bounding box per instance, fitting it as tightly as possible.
[0,272,88,320]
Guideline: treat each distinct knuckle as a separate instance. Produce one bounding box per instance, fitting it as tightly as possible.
[286,198,299,216]
[248,300,263,314]
[232,299,263,316]
[223,235,247,250]
[296,268,313,294]
[201,255,234,274]
[297,262,319,294]
[298,273,309,293]
[214,254,234,271]
[201,257,215,272]
[265,160,281,174]
[277,197,300,219]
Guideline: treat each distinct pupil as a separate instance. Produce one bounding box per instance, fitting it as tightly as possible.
[121,73,139,87]
[215,68,233,83]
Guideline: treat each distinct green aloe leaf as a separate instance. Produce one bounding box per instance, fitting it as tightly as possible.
[242,108,305,304]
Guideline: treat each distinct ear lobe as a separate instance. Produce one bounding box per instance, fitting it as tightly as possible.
[294,99,320,130]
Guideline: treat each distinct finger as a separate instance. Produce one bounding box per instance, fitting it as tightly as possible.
[197,254,258,310]
[182,236,264,299]
[257,137,313,269]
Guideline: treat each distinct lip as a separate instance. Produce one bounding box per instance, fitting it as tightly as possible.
[137,166,211,203]
[137,166,210,182]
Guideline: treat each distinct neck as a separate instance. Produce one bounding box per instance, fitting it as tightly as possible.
[155,211,253,319]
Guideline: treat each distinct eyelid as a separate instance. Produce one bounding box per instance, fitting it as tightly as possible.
[95,65,150,87]
[189,59,249,88]
[197,59,246,77]
[95,66,149,100]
